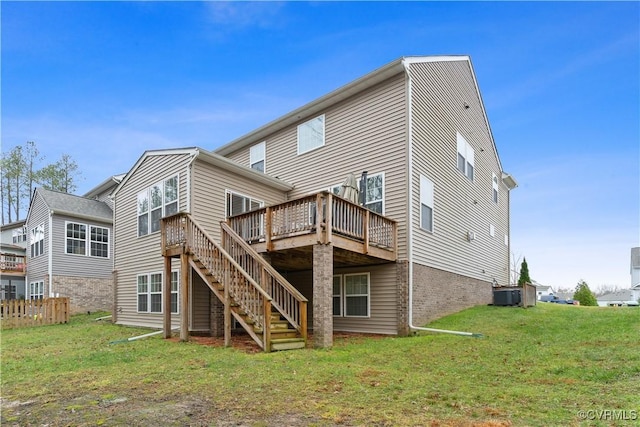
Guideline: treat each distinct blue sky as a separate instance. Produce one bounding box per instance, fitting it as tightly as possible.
[2,1,638,291]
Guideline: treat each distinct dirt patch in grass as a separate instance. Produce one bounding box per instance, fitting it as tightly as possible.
[170,331,388,353]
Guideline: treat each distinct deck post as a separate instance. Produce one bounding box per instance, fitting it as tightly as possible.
[179,252,189,342]
[313,243,333,348]
[163,255,172,339]
[224,259,231,347]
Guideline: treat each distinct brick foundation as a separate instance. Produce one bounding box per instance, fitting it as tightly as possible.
[411,263,492,326]
[51,275,113,315]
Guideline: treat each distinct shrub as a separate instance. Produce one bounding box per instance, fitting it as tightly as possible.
[573,280,598,306]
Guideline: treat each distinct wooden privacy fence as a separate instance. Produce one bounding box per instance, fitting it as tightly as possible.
[0,298,70,328]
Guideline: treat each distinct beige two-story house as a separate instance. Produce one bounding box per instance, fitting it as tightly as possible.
[112,55,517,351]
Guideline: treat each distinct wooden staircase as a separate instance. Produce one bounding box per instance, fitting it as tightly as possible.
[161,213,308,352]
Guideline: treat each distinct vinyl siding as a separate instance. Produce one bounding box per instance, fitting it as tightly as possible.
[190,157,288,241]
[25,192,50,291]
[113,153,190,328]
[51,213,113,278]
[408,61,510,285]
[281,264,398,335]
[224,73,409,259]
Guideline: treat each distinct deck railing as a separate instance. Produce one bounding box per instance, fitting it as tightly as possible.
[0,253,26,276]
[229,191,397,253]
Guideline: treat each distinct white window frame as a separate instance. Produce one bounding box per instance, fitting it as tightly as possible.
[420,175,434,232]
[332,272,370,318]
[250,141,266,172]
[297,115,325,155]
[29,281,44,300]
[12,226,27,243]
[30,223,45,258]
[492,173,499,204]
[456,132,475,181]
[364,172,385,214]
[332,275,343,317]
[225,190,264,217]
[137,271,179,314]
[65,221,110,258]
[90,225,110,258]
[137,174,179,237]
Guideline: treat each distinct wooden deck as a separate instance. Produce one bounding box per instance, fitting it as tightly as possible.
[0,253,26,277]
[227,191,397,270]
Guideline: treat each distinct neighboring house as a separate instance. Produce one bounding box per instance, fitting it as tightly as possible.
[1,220,28,300]
[597,288,640,307]
[631,247,640,287]
[533,281,555,300]
[25,187,116,313]
[112,55,518,351]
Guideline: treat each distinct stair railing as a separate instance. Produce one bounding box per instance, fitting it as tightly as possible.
[162,213,273,346]
[221,222,308,342]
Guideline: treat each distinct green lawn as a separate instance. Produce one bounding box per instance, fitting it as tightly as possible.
[1,303,638,426]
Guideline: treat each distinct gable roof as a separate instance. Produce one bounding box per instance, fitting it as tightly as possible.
[83,174,126,199]
[28,188,113,224]
[597,289,638,302]
[112,147,294,198]
[214,55,510,178]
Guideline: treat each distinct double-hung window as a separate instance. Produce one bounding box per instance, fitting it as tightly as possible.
[364,173,384,214]
[492,173,499,204]
[456,132,474,181]
[66,222,109,258]
[137,271,179,314]
[29,281,44,300]
[297,115,325,155]
[332,272,370,317]
[250,142,266,172]
[30,223,45,258]
[12,227,27,243]
[138,175,179,237]
[420,175,434,232]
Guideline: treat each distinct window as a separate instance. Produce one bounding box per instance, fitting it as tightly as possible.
[12,227,27,243]
[364,173,384,214]
[456,132,474,181]
[420,175,434,232]
[332,273,370,317]
[226,191,263,217]
[171,271,179,314]
[492,173,499,204]
[66,222,109,258]
[137,272,179,314]
[29,281,44,300]
[30,224,44,258]
[490,224,495,237]
[138,175,179,237]
[297,115,325,155]
[66,222,86,255]
[333,275,342,316]
[250,142,266,172]
[90,226,109,257]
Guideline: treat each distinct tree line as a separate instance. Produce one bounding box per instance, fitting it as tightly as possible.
[1,141,82,225]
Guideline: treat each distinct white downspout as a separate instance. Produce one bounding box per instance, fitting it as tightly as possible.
[403,59,482,338]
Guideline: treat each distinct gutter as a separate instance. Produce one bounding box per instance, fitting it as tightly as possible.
[403,59,482,338]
